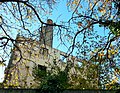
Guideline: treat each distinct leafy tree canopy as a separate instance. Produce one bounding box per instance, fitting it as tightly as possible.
[0,0,120,89]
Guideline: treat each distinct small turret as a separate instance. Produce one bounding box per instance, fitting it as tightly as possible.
[40,19,53,47]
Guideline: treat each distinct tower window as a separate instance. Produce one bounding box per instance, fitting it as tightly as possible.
[40,47,48,58]
[38,65,46,72]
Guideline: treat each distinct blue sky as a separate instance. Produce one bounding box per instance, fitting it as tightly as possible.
[0,0,119,86]
[0,0,72,83]
[0,0,110,82]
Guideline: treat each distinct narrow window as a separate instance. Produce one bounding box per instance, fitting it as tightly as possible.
[40,47,48,58]
[38,65,46,72]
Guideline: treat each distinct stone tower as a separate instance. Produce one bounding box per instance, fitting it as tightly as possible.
[40,19,53,47]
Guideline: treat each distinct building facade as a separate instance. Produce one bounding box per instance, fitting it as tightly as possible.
[3,19,98,89]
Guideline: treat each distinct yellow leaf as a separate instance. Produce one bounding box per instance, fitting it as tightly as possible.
[98,7,106,14]
[24,4,26,6]
[111,15,113,19]
[100,9,106,13]
[108,55,111,58]
[27,9,32,14]
[90,3,92,9]
[106,0,109,2]
[115,49,118,53]
[72,0,78,5]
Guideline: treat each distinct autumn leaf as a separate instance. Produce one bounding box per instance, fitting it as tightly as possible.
[79,5,82,8]
[106,0,109,2]
[72,0,78,5]
[77,22,82,28]
[90,3,92,10]
[100,9,106,13]
[98,7,106,14]
[27,9,32,14]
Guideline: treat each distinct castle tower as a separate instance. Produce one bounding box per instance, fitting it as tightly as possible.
[40,19,53,47]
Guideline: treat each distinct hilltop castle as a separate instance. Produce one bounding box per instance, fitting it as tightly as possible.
[3,19,98,89]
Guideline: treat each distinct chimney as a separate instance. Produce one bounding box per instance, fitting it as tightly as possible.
[40,19,53,47]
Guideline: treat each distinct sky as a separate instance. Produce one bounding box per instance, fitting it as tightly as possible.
[0,0,108,82]
[0,0,72,83]
[0,0,119,86]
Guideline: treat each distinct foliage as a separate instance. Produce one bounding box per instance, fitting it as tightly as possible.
[104,67,120,90]
[33,59,99,91]
[33,60,69,93]
[0,83,3,88]
[0,0,120,89]
[39,72,69,93]
[69,62,98,89]
[109,21,120,36]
